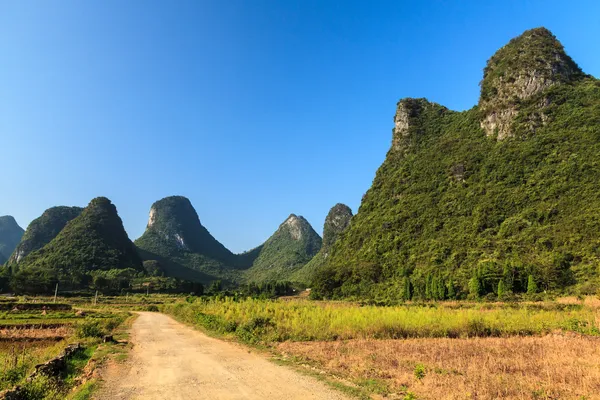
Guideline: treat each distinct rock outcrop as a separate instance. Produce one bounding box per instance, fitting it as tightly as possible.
[391,98,451,154]
[479,27,583,139]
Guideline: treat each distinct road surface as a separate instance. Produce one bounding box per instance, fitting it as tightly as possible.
[94,312,351,400]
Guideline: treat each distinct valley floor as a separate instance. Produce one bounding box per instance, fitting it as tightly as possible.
[93,312,351,400]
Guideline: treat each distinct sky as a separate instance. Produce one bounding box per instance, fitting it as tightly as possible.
[1,1,599,253]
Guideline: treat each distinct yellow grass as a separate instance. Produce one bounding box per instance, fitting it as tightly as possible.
[279,335,600,400]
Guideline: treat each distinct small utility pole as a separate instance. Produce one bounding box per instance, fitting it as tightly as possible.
[94,290,98,306]
[53,283,58,303]
[126,292,129,303]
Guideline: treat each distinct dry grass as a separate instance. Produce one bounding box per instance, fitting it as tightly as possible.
[278,334,600,400]
[0,326,71,340]
[556,295,600,309]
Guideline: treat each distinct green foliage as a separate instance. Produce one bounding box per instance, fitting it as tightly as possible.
[480,27,582,104]
[134,196,243,284]
[8,206,82,264]
[76,314,125,338]
[527,275,538,295]
[314,71,600,299]
[12,198,143,291]
[244,215,322,283]
[290,203,354,284]
[413,364,426,380]
[498,279,506,299]
[238,281,296,298]
[162,298,600,342]
[469,275,482,299]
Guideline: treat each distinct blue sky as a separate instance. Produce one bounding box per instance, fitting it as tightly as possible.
[1,1,599,253]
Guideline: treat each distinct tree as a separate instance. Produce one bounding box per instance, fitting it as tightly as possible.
[403,278,412,301]
[497,280,505,299]
[436,276,446,300]
[208,280,223,295]
[468,274,482,299]
[527,275,538,294]
[447,279,456,299]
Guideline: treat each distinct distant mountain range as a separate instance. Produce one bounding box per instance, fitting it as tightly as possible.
[3,195,329,287]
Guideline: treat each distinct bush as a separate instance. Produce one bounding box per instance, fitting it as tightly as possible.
[76,320,105,338]
[414,364,426,380]
[76,315,125,338]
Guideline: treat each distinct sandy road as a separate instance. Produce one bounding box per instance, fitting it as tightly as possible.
[94,312,351,400]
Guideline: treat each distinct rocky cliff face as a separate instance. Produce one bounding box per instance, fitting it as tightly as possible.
[134,196,242,284]
[479,27,584,139]
[0,216,24,263]
[136,196,235,261]
[392,98,450,153]
[9,206,83,264]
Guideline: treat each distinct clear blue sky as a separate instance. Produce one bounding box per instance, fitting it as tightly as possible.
[1,1,599,253]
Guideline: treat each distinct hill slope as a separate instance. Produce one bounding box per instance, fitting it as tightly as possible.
[0,216,24,264]
[134,196,241,284]
[9,206,83,264]
[244,214,322,282]
[13,197,143,290]
[291,204,353,284]
[314,27,600,300]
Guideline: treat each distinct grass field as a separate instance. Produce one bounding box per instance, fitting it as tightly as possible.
[161,297,600,341]
[162,295,600,399]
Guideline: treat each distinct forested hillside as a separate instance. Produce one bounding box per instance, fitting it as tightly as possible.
[313,28,600,301]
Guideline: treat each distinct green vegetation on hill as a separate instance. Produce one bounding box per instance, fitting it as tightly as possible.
[0,216,24,264]
[5,197,143,292]
[135,196,242,284]
[292,204,352,284]
[313,28,600,301]
[9,206,83,264]
[244,214,322,282]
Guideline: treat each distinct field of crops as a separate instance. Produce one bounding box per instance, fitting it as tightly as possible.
[162,295,600,399]
[0,295,140,399]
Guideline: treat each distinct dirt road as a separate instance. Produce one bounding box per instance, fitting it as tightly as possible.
[94,312,352,400]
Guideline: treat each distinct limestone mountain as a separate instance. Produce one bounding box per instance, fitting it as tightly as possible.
[244,214,322,282]
[479,27,585,139]
[14,197,143,289]
[313,27,600,300]
[291,204,353,284]
[0,216,24,264]
[9,206,83,264]
[134,196,240,284]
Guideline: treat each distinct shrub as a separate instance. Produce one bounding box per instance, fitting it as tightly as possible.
[76,320,105,338]
[414,364,426,380]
